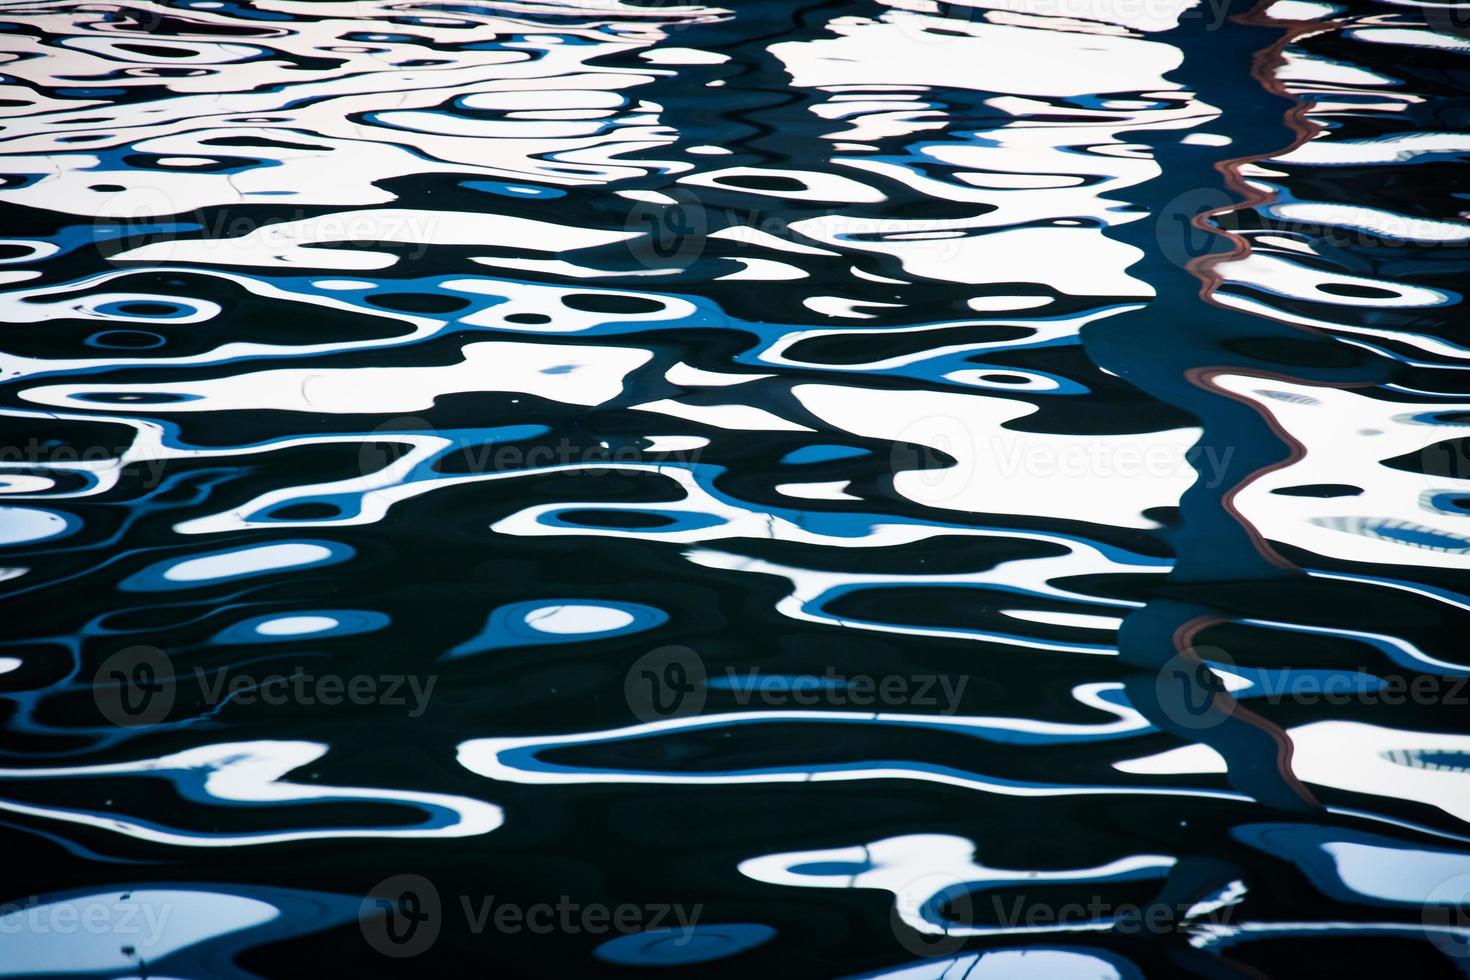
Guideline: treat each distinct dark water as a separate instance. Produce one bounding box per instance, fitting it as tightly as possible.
[2,0,1470,975]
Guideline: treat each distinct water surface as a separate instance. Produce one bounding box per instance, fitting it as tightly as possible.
[1,0,1469,975]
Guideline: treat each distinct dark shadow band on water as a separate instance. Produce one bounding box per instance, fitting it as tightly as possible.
[1085,0,1387,815]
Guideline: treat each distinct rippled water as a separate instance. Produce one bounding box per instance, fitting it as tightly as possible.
[2,0,1469,975]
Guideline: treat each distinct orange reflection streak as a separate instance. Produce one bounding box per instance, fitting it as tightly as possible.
[1176,612,1322,810]
[1189,0,1337,304]
[1168,5,1349,812]
[1180,3,1383,575]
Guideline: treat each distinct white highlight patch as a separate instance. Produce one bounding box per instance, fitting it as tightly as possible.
[775,481,861,501]
[256,615,340,636]
[23,342,653,412]
[640,47,730,64]
[793,383,1199,529]
[1000,609,1125,630]
[665,363,772,386]
[524,604,636,635]
[163,543,334,583]
[0,891,277,977]
[1117,721,1470,825]
[632,399,815,432]
[0,506,68,545]
[111,209,637,271]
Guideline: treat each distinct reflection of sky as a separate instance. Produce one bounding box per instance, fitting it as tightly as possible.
[0,0,1467,972]
[1,884,360,978]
